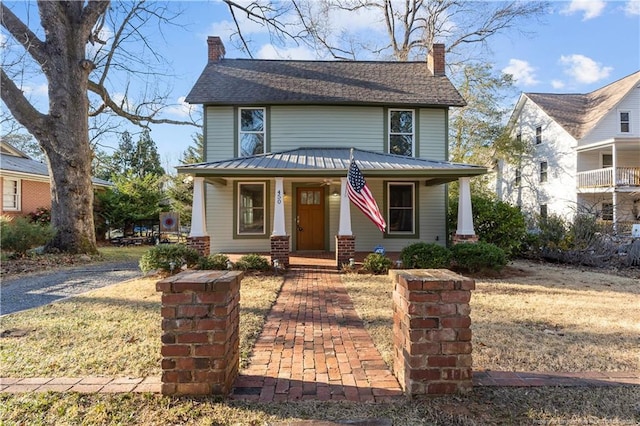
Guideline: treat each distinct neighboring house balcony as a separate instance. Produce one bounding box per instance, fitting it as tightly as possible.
[577,167,640,192]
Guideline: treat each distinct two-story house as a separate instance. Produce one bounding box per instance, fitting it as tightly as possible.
[178,37,486,267]
[498,71,640,234]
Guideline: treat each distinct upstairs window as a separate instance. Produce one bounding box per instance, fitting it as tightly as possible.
[515,168,522,187]
[239,107,265,157]
[540,161,548,183]
[389,109,414,156]
[535,126,542,145]
[387,182,415,235]
[619,111,630,133]
[2,178,20,211]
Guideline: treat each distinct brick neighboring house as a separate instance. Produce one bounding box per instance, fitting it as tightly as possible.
[178,37,487,266]
[1,141,111,218]
[498,71,640,234]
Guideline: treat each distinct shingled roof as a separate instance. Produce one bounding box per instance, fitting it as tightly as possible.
[185,59,466,107]
[524,70,640,140]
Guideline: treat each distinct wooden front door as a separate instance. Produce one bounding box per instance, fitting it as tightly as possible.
[296,187,325,250]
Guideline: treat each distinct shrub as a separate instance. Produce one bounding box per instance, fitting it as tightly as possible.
[536,213,569,249]
[448,194,527,258]
[139,244,200,274]
[28,207,51,225]
[400,242,451,269]
[0,216,54,255]
[196,253,231,270]
[451,242,507,273]
[234,254,271,272]
[362,253,393,274]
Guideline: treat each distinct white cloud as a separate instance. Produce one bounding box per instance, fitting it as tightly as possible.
[560,0,606,20]
[502,59,539,86]
[624,0,640,15]
[23,83,48,97]
[257,44,317,60]
[559,54,613,84]
[164,96,197,117]
[551,80,565,90]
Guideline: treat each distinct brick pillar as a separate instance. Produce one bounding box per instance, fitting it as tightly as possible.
[335,235,355,270]
[187,236,210,256]
[452,234,479,245]
[156,270,242,396]
[391,269,475,396]
[270,235,290,268]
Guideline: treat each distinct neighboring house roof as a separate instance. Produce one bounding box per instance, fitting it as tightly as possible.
[0,142,111,187]
[523,70,640,140]
[186,59,466,107]
[177,148,486,182]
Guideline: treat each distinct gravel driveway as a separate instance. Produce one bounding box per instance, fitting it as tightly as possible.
[0,261,141,316]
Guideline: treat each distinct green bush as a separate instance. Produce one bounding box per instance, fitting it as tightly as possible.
[451,242,507,273]
[362,253,393,274]
[28,207,51,225]
[448,194,527,258]
[139,244,200,274]
[400,242,451,269]
[196,253,231,270]
[234,254,271,271]
[0,216,54,255]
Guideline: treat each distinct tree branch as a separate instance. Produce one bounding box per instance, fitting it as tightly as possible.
[0,67,47,134]
[0,3,48,67]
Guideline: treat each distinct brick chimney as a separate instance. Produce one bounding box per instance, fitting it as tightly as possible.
[427,44,445,76]
[207,36,225,62]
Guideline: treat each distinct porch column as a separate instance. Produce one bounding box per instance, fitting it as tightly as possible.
[612,145,618,234]
[336,177,355,269]
[187,177,210,256]
[454,177,478,244]
[271,177,289,267]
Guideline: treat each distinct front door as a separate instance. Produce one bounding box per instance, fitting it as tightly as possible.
[296,187,325,250]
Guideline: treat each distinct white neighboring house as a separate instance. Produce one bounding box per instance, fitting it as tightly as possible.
[498,71,640,233]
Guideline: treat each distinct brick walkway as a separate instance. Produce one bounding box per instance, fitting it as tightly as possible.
[231,267,403,402]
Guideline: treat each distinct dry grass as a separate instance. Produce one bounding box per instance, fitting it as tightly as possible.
[0,274,283,377]
[342,260,640,372]
[1,387,638,425]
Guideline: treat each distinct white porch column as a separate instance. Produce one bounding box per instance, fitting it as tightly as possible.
[338,177,353,235]
[272,177,286,236]
[189,177,208,237]
[456,177,475,236]
[612,144,618,234]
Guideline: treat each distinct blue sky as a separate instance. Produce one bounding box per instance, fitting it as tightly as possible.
[2,1,639,170]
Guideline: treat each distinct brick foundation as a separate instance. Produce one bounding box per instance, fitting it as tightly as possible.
[156,270,242,396]
[335,235,355,270]
[391,269,475,396]
[452,234,479,244]
[187,236,211,256]
[270,235,290,268]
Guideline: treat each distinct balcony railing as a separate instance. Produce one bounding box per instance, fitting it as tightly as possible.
[577,167,640,189]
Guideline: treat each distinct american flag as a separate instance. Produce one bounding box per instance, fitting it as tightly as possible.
[347,160,386,232]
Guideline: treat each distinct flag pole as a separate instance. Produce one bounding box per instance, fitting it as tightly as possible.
[349,147,354,163]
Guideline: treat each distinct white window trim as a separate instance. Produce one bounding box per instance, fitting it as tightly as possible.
[388,108,415,157]
[238,107,266,157]
[237,181,266,235]
[619,110,631,134]
[2,178,21,211]
[539,161,548,183]
[386,182,415,235]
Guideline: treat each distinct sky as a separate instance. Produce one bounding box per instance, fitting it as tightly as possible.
[2,0,640,171]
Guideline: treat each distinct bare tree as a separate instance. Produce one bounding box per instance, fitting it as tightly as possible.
[287,0,549,62]
[1,1,198,254]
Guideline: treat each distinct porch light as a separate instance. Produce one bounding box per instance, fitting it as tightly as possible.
[331,189,340,197]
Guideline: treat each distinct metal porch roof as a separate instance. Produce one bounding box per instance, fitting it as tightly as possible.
[177,148,486,179]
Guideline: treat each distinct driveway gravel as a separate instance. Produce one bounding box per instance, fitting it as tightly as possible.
[0,261,141,316]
